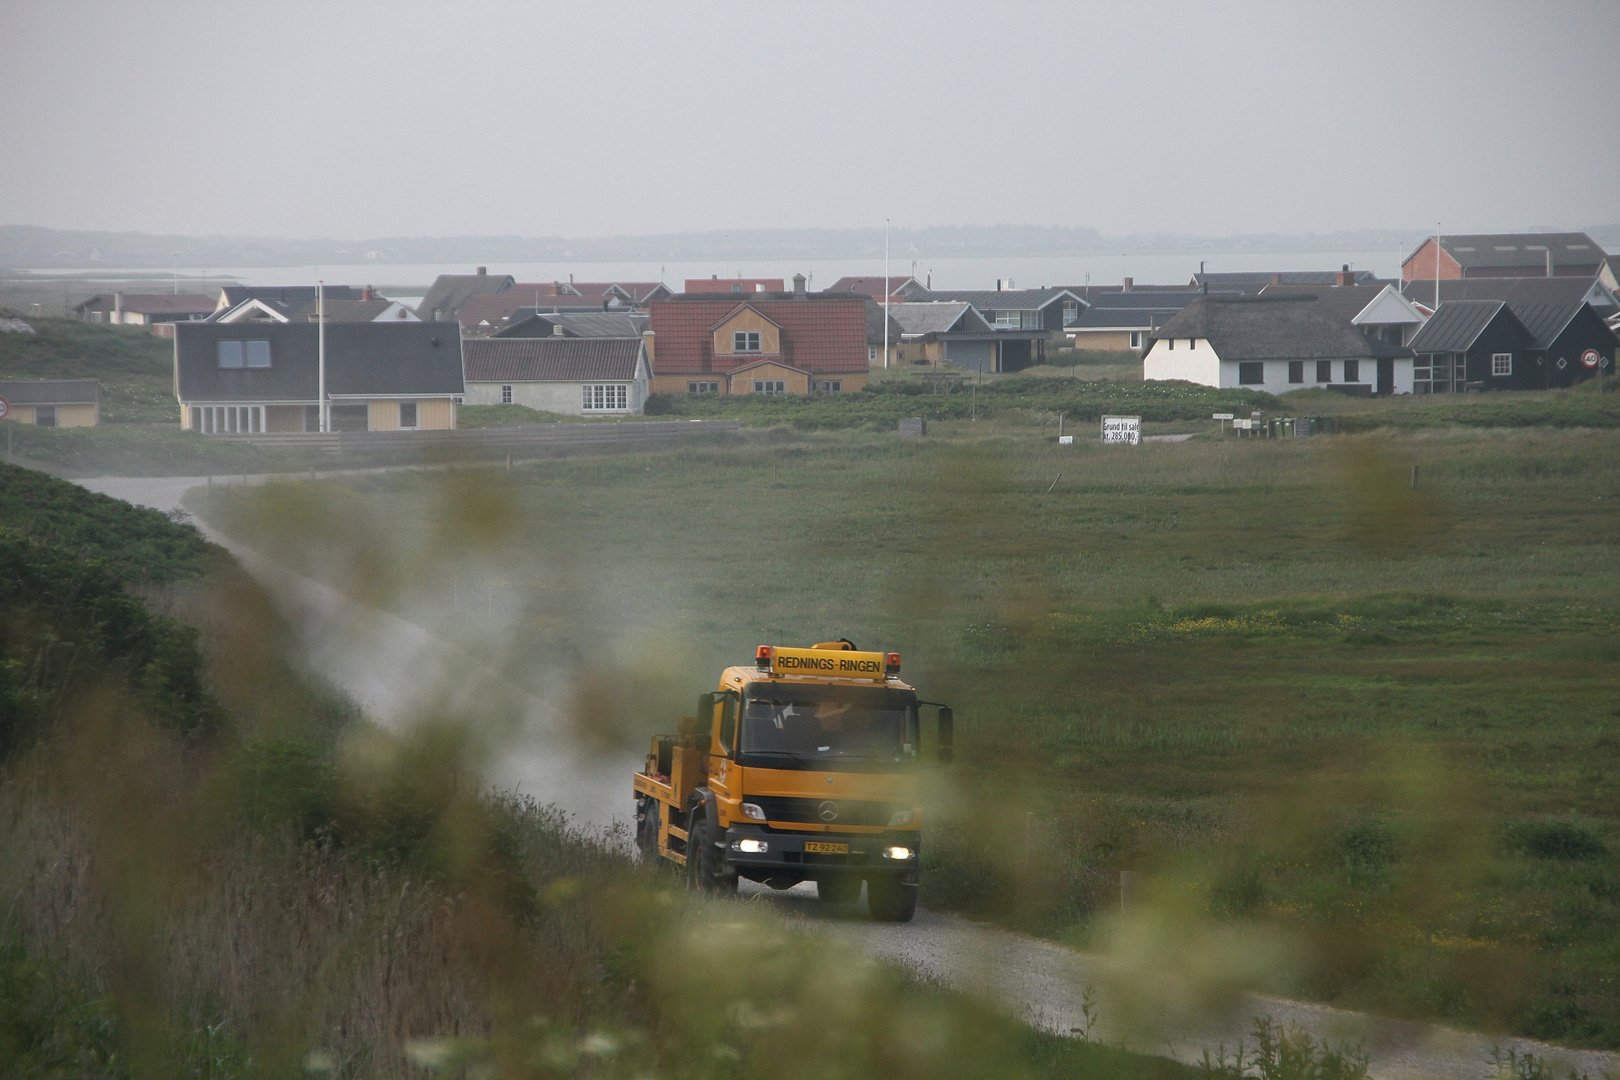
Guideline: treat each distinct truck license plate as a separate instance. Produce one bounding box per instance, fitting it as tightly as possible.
[804,841,849,854]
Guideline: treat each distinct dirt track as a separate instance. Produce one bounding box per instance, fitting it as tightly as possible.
[80,472,1620,1080]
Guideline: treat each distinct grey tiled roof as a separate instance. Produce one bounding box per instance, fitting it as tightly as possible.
[1151,296,1381,360]
[463,337,643,382]
[885,302,987,336]
[0,378,100,405]
[176,322,464,403]
[1406,300,1513,353]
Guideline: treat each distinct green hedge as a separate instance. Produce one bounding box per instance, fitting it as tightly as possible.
[0,460,218,581]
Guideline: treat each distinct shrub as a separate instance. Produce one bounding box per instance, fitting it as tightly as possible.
[1505,820,1607,861]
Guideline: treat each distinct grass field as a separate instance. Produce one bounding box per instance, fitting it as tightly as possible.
[194,416,1620,1049]
[1,460,1192,1080]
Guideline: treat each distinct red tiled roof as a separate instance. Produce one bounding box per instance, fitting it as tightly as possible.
[648,297,869,374]
[462,337,644,382]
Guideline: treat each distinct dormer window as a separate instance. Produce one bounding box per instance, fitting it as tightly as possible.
[733,330,761,353]
[218,340,271,368]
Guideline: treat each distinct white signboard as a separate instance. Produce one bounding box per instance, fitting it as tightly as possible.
[1058,435,1073,445]
[1212,413,1234,421]
[1101,415,1141,445]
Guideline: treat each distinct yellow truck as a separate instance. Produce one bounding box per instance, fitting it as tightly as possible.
[633,641,953,921]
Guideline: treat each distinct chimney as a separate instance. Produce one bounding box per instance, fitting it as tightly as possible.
[1122,277,1133,292]
[792,273,807,297]
[1270,273,1283,287]
[476,266,487,276]
[551,323,565,336]
[1336,267,1353,287]
[362,285,375,301]
[113,291,123,323]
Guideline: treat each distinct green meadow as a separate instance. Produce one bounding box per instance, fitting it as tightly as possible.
[194,415,1620,1049]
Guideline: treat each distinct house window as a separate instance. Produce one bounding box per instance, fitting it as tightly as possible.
[992,310,1019,327]
[1288,361,1304,383]
[1167,338,1174,350]
[1343,360,1360,382]
[1237,362,1265,385]
[813,380,842,393]
[733,330,761,353]
[1316,360,1333,383]
[195,405,265,434]
[1129,331,1144,349]
[753,380,786,395]
[1492,352,1512,376]
[501,385,513,404]
[217,340,271,368]
[399,401,418,429]
[35,405,57,428]
[583,384,628,410]
[1062,300,1080,326]
[688,381,719,394]
[732,284,743,293]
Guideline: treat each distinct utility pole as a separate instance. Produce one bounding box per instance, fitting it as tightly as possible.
[318,280,328,432]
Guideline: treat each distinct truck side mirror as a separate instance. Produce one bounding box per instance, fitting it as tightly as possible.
[937,706,954,764]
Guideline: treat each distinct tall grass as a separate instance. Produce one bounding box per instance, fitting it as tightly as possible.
[192,422,1620,1048]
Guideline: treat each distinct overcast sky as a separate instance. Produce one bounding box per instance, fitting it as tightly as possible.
[3,0,1616,240]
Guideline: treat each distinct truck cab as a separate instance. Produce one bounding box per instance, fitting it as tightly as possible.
[633,641,953,922]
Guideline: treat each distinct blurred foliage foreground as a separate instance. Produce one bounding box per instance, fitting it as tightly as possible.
[190,424,1620,1057]
[0,466,1196,1079]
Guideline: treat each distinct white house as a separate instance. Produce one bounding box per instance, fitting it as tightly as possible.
[215,294,419,324]
[462,336,651,416]
[1144,295,1413,397]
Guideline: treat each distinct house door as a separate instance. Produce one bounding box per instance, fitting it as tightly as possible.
[1376,359,1393,396]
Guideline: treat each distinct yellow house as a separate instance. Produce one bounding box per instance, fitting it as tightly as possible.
[0,379,100,427]
[175,322,464,434]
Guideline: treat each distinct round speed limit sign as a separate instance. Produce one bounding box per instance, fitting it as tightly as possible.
[1581,349,1601,368]
[0,396,9,421]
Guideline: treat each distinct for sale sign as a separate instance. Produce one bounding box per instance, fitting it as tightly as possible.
[1101,415,1141,445]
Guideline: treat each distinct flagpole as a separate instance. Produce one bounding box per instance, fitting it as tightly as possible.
[883,218,890,370]
[318,280,328,432]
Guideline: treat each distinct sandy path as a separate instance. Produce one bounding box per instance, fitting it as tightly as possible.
[78,472,1620,1080]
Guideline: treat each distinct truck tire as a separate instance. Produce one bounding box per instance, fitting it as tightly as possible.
[636,798,660,863]
[866,873,917,922]
[817,874,862,905]
[685,812,736,896]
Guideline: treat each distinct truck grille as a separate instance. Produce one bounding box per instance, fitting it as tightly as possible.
[747,795,901,827]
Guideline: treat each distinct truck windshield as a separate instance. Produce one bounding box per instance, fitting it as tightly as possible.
[738,682,918,770]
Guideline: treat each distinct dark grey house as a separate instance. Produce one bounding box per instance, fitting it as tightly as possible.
[1405,301,1536,394]
[418,269,516,323]
[492,312,648,339]
[908,287,1083,370]
[174,321,465,434]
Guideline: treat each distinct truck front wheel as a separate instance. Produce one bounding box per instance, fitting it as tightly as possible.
[866,873,917,922]
[685,812,736,895]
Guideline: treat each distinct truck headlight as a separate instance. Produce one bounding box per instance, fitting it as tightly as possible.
[741,802,766,821]
[887,809,915,827]
[732,838,769,854]
[882,846,914,860]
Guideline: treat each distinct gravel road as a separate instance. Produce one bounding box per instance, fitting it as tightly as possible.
[79,472,1620,1080]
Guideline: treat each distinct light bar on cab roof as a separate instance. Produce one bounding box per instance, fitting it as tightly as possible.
[886,652,901,675]
[756,645,773,671]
